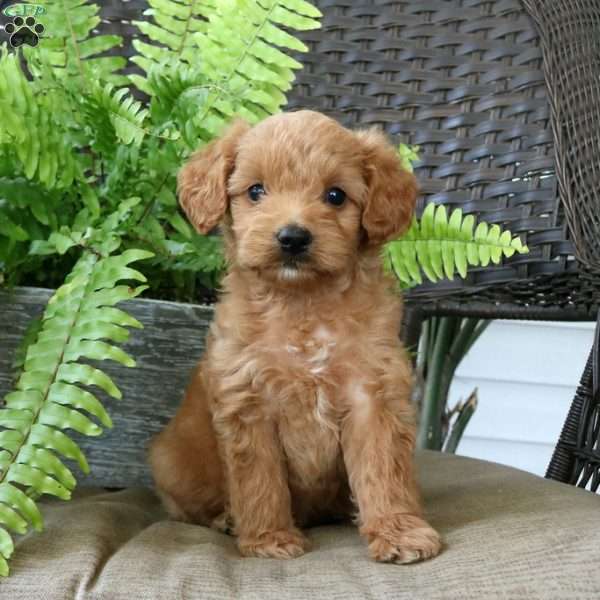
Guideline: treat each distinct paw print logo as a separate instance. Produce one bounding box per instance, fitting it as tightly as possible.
[5,15,44,48]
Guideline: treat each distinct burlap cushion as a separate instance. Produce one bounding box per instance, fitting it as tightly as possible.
[4,451,600,599]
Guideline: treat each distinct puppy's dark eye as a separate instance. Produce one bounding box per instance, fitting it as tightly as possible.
[325,187,346,207]
[248,183,265,203]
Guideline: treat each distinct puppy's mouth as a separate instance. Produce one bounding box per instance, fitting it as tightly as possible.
[278,255,309,281]
[281,253,307,267]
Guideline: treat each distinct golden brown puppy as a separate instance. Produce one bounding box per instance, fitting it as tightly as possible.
[149,110,442,564]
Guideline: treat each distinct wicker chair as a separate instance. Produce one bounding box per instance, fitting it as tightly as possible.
[1,1,600,598]
[285,0,600,492]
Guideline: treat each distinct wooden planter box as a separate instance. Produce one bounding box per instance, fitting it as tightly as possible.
[0,287,213,488]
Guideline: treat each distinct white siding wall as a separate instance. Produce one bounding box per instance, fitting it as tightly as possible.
[449,320,595,476]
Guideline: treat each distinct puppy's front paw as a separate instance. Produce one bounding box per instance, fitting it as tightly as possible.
[238,528,310,559]
[364,514,441,564]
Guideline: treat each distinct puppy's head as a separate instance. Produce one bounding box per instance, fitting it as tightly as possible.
[178,110,417,285]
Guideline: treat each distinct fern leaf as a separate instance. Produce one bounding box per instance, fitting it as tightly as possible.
[28,424,88,474]
[0,503,28,534]
[24,0,126,85]
[48,383,112,429]
[79,84,150,156]
[134,0,321,147]
[131,0,213,86]
[0,484,43,531]
[386,204,529,289]
[10,315,43,386]
[0,49,81,189]
[0,248,153,575]
[192,0,320,131]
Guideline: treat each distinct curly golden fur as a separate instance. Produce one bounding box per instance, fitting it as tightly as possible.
[149,110,442,563]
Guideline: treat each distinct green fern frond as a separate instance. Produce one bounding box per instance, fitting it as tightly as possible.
[81,83,150,153]
[0,248,153,576]
[11,317,43,386]
[130,0,213,92]
[146,60,231,148]
[133,0,321,142]
[24,0,126,85]
[102,88,149,146]
[0,49,80,188]
[191,0,321,137]
[147,60,202,117]
[386,203,529,289]
[397,144,420,173]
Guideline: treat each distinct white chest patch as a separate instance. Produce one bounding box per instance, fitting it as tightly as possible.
[284,326,338,433]
[285,326,337,375]
[348,380,372,422]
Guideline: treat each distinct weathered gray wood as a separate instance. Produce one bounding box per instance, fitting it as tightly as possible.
[0,287,213,488]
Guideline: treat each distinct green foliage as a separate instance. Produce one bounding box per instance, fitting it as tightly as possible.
[415,316,489,451]
[0,249,152,576]
[132,0,321,141]
[10,316,43,386]
[23,0,127,84]
[0,0,319,299]
[397,144,420,173]
[387,145,529,289]
[0,0,322,576]
[387,203,529,289]
[0,49,81,189]
[82,84,151,149]
[130,0,213,85]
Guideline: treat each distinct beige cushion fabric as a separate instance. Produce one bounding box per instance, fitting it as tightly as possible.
[4,451,600,599]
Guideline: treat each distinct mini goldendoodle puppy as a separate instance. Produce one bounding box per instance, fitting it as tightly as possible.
[149,110,442,564]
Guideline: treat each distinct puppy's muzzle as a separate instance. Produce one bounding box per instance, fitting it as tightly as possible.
[276,224,313,258]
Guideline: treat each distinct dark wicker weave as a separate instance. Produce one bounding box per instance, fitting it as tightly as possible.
[546,342,600,490]
[285,0,600,321]
[58,1,600,491]
[284,0,600,492]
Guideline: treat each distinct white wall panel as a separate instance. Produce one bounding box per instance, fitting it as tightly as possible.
[448,320,595,476]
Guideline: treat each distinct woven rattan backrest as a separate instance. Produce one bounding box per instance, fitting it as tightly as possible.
[522,0,600,273]
[284,1,558,310]
[94,0,600,318]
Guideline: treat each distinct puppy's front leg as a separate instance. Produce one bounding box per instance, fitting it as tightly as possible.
[342,383,442,564]
[216,406,309,559]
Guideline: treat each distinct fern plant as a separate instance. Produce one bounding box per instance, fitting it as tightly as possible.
[387,203,528,289]
[0,248,152,576]
[0,0,321,577]
[1,0,321,298]
[386,146,529,288]
[388,146,527,455]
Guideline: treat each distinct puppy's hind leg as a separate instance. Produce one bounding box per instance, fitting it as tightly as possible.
[149,369,226,526]
[210,510,235,535]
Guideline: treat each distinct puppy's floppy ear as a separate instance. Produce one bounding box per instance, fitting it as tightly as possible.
[178,119,250,234]
[356,127,418,246]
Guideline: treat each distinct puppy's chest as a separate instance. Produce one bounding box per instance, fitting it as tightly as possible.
[284,324,339,377]
[274,324,346,489]
[266,321,361,423]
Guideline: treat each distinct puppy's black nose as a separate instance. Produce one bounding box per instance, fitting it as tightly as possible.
[276,224,312,256]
